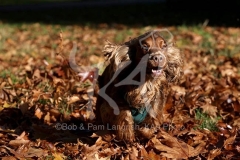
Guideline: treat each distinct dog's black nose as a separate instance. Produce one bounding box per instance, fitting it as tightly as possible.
[150,54,166,66]
[153,54,163,62]
[153,55,160,62]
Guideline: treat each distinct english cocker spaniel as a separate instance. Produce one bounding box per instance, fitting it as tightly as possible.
[96,30,183,142]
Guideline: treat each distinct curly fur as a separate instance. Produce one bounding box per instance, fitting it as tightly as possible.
[96,30,183,142]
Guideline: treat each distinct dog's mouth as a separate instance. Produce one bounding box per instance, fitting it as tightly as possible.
[147,67,162,77]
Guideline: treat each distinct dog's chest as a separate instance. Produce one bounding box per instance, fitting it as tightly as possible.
[124,82,161,109]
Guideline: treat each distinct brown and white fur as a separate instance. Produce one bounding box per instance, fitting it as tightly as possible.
[96,30,183,142]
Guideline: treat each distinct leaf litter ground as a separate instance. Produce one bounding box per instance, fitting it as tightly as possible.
[0,23,240,159]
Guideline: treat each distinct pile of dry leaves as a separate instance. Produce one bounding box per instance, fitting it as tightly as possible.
[0,24,239,159]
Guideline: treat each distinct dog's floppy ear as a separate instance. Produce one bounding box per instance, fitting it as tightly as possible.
[165,43,183,83]
[155,36,167,49]
[103,40,131,71]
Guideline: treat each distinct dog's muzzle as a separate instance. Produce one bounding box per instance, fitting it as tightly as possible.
[148,52,166,77]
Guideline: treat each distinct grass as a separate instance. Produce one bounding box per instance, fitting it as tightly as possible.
[0,22,239,80]
[0,70,13,79]
[37,81,54,93]
[195,109,220,131]
[115,33,124,43]
[38,99,51,105]
[58,98,71,115]
[177,25,240,58]
[0,70,24,84]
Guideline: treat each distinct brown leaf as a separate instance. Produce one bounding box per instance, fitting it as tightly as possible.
[23,147,48,158]
[207,149,222,160]
[94,130,115,142]
[67,95,80,104]
[0,146,24,159]
[223,128,237,150]
[153,138,188,158]
[53,77,65,86]
[35,108,43,119]
[233,118,240,127]
[188,129,205,141]
[98,146,121,158]
[129,146,138,160]
[138,144,149,159]
[200,104,218,118]
[49,108,61,119]
[148,149,161,160]
[8,77,13,86]
[153,130,205,158]
[9,132,30,147]
[0,88,10,102]
[81,143,103,159]
[1,157,17,160]
[233,101,240,113]
[32,69,41,79]
[44,112,51,124]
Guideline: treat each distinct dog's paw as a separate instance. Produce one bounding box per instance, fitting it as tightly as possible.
[117,123,135,142]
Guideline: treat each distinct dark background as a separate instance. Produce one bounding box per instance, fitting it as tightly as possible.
[0,0,239,27]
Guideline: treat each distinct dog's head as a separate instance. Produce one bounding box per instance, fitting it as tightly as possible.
[136,31,168,78]
[131,30,182,83]
[103,30,183,83]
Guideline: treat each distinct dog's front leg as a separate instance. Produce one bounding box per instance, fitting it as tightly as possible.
[100,102,135,142]
[113,109,135,142]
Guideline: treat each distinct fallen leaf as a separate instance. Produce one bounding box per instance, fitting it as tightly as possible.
[153,130,206,158]
[67,95,80,104]
[200,104,218,118]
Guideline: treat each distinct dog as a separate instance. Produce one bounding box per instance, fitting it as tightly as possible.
[96,30,183,142]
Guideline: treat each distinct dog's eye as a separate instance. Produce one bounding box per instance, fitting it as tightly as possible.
[162,43,167,48]
[142,44,149,51]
